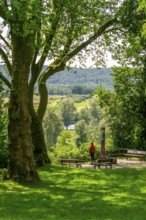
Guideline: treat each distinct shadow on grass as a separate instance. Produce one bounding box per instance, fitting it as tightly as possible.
[0,165,146,220]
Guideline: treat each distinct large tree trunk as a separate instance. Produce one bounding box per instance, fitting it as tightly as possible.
[28,77,50,165]
[31,113,51,165]
[8,36,39,182]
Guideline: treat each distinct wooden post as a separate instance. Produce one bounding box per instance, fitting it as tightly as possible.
[100,127,105,159]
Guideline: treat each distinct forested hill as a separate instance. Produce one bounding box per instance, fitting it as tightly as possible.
[45,67,113,95]
[0,65,113,95]
[47,67,112,86]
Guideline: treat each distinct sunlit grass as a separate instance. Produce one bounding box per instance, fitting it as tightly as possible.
[0,165,146,220]
[75,101,89,109]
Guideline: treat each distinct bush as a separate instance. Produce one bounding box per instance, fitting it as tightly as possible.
[49,130,80,162]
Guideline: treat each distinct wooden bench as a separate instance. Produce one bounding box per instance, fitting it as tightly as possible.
[108,148,146,161]
[123,150,146,160]
[60,159,85,168]
[94,158,112,169]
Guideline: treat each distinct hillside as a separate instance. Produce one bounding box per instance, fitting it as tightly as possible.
[45,67,113,95]
[0,65,113,94]
[47,67,112,86]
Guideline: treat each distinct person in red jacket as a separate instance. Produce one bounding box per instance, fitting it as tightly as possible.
[89,142,96,164]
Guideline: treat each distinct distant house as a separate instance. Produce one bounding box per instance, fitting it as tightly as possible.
[65,124,75,130]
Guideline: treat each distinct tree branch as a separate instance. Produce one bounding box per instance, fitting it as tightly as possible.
[0,71,11,88]
[37,9,63,73]
[0,34,11,49]
[0,48,12,76]
[67,18,118,60]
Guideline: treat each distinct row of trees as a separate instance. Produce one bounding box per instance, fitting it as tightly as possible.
[47,84,99,95]
[0,0,145,181]
[43,96,109,160]
[43,97,103,145]
[95,0,146,150]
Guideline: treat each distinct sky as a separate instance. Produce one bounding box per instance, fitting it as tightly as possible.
[105,52,118,68]
[68,51,118,69]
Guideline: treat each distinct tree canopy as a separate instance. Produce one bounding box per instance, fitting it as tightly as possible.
[0,0,137,181]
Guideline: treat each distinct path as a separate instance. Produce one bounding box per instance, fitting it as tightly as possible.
[81,159,146,169]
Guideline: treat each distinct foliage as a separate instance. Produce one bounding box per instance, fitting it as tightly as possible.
[75,120,88,146]
[76,96,103,146]
[77,107,91,124]
[87,119,101,145]
[0,0,124,120]
[138,0,146,37]
[50,130,80,160]
[99,5,143,148]
[45,67,113,95]
[0,80,8,168]
[43,108,64,149]
[95,65,146,150]
[106,0,145,67]
[77,142,91,159]
[0,0,131,180]
[46,96,108,160]
[89,96,102,121]
[72,85,95,95]
[97,0,146,150]
[60,98,76,128]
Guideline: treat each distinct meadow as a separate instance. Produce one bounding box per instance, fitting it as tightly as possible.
[33,95,90,110]
[0,165,146,220]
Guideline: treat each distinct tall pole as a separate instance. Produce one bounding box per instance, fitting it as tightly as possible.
[100,127,105,159]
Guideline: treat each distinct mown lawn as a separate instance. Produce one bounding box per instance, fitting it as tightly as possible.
[0,165,146,220]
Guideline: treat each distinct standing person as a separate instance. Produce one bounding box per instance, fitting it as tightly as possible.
[89,142,96,164]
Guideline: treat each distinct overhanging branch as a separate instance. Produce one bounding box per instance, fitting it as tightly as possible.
[0,48,12,76]
[0,71,11,88]
[0,34,11,49]
[67,18,118,60]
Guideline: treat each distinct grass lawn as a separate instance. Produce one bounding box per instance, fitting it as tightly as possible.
[0,165,146,220]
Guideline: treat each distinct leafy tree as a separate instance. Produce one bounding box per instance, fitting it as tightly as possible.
[60,98,76,129]
[107,0,145,67]
[95,64,146,150]
[0,0,42,181]
[87,118,101,145]
[0,0,130,181]
[108,0,146,149]
[72,85,94,94]
[89,96,102,122]
[43,108,64,148]
[113,66,146,149]
[78,107,91,124]
[138,0,146,37]
[75,120,88,146]
[95,86,124,148]
[51,130,80,159]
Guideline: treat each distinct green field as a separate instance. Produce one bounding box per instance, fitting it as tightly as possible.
[0,165,146,220]
[33,95,90,111]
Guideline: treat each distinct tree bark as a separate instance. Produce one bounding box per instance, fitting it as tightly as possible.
[28,78,50,165]
[8,35,39,182]
[31,113,51,165]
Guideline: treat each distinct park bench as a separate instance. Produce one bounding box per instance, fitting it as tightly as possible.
[107,148,146,161]
[60,159,86,168]
[123,149,146,160]
[94,158,112,169]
